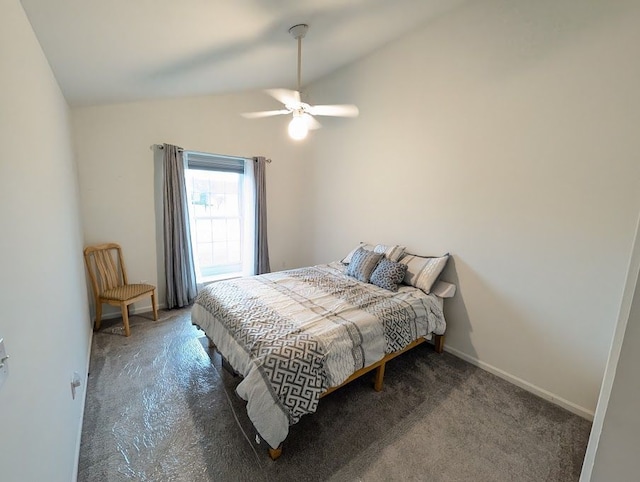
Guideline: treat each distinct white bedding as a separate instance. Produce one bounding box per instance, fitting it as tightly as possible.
[191,262,446,449]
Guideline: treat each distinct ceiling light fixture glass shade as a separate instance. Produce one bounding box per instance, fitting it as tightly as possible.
[288,115,308,140]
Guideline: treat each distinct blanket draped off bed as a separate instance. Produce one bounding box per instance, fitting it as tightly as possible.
[191,262,446,449]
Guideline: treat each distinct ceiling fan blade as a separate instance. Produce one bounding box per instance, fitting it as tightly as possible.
[265,89,301,107]
[309,104,359,118]
[241,109,290,119]
[303,113,322,130]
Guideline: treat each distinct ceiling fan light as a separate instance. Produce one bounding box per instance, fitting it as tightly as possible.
[288,116,308,140]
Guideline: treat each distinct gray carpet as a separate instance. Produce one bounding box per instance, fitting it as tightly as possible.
[78,309,591,481]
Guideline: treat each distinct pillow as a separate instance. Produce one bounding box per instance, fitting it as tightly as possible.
[400,253,450,294]
[373,244,406,262]
[342,242,375,264]
[370,258,408,292]
[346,247,384,283]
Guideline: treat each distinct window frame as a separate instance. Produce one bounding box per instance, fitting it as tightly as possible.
[183,151,254,283]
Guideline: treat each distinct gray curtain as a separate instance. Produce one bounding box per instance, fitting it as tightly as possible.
[253,156,271,274]
[163,144,197,308]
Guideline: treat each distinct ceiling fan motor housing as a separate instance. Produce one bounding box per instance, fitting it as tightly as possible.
[289,24,309,39]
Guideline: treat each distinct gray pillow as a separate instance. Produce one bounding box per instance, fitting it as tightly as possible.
[346,247,383,282]
[370,258,408,292]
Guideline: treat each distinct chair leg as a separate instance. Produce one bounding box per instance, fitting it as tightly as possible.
[151,289,159,321]
[121,303,131,337]
[94,302,103,331]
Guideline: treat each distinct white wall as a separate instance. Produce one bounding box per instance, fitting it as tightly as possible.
[0,1,92,481]
[582,214,640,480]
[306,0,640,416]
[72,93,313,316]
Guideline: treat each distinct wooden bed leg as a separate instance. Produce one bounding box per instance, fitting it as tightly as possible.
[434,334,445,354]
[374,362,386,392]
[208,337,215,349]
[268,446,282,461]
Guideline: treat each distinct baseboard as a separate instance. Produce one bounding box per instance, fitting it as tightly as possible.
[443,345,595,421]
[72,328,93,482]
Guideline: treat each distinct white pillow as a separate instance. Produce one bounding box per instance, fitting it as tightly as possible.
[400,253,450,294]
[342,242,406,264]
[342,242,375,264]
[373,244,406,262]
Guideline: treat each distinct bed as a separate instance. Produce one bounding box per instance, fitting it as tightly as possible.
[191,250,452,460]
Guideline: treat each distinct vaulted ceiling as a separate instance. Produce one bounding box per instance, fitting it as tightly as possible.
[20,0,466,106]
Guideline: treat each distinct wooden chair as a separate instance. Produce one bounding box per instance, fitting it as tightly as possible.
[84,243,158,336]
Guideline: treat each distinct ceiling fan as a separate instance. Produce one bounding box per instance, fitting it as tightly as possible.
[241,24,359,140]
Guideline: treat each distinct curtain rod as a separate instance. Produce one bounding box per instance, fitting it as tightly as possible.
[151,143,182,152]
[150,144,271,163]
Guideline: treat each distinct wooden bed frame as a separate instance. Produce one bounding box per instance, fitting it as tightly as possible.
[268,333,444,460]
[208,333,445,461]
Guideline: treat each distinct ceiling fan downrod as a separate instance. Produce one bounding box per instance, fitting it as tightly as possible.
[288,24,308,93]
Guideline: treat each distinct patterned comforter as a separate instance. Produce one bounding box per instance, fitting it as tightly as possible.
[191,262,446,449]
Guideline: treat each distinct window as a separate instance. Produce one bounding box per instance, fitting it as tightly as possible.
[184,152,255,283]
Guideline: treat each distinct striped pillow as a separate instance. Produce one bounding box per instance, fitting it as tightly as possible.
[400,253,450,294]
[374,244,406,262]
[346,247,384,283]
[342,242,375,264]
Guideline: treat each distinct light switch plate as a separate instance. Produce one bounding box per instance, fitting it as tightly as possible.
[0,338,8,390]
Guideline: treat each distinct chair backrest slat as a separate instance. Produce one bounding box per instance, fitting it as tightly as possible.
[95,249,120,290]
[84,243,124,294]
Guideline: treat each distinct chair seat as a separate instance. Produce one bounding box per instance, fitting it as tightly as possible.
[101,283,156,301]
